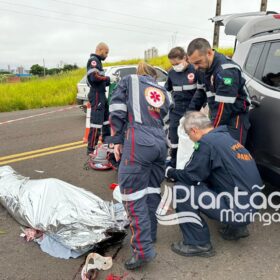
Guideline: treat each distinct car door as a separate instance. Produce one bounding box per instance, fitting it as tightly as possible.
[245,40,280,184]
[77,76,90,103]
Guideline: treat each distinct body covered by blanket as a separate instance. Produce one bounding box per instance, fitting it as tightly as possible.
[0,166,127,257]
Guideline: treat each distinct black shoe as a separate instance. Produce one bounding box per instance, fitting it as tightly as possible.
[219,225,249,241]
[124,253,156,270]
[171,241,215,257]
[107,152,119,170]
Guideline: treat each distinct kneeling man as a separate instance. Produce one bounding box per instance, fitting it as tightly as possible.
[166,111,263,257]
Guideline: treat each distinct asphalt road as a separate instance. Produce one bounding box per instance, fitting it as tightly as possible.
[0,106,279,280]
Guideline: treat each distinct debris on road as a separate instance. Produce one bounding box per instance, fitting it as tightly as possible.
[81,253,113,280]
[0,166,128,259]
[34,170,45,173]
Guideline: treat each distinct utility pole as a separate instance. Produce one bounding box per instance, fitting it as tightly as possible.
[213,0,222,48]
[260,0,267,12]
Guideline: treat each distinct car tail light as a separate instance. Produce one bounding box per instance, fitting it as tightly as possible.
[273,14,280,19]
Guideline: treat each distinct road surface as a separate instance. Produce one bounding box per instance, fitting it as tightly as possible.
[0,106,279,280]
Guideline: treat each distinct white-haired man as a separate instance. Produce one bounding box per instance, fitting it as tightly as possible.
[166,111,263,257]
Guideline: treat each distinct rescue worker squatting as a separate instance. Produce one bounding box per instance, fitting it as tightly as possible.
[165,47,197,168]
[165,111,263,257]
[86,42,116,155]
[108,62,170,270]
[188,38,251,145]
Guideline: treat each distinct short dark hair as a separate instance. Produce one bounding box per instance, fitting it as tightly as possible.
[168,47,186,60]
[187,38,211,56]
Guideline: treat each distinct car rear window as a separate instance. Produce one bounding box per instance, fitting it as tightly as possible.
[244,42,265,76]
[155,68,167,82]
[262,41,280,89]
[116,67,137,78]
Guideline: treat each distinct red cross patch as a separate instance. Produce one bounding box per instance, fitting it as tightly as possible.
[187,73,195,81]
[91,60,97,67]
[144,87,165,108]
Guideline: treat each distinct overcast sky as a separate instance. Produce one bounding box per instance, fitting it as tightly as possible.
[0,0,279,69]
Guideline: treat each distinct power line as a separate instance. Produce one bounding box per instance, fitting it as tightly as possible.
[0,7,174,37]
[0,1,181,35]
[47,0,208,31]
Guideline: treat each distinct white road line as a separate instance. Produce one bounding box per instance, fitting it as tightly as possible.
[0,105,79,125]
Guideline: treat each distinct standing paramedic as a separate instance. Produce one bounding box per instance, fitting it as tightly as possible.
[188,38,250,145]
[108,62,170,270]
[165,47,197,167]
[86,42,116,155]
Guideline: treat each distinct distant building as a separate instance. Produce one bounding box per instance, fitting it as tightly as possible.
[144,47,159,60]
[17,66,24,74]
[14,66,31,77]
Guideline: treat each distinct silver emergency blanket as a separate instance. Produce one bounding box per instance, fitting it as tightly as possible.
[0,166,127,257]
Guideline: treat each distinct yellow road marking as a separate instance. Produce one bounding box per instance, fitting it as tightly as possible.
[0,143,86,165]
[0,141,84,161]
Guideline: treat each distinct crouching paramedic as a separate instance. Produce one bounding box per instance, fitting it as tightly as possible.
[166,111,263,257]
[165,47,197,167]
[108,62,170,270]
[86,42,117,154]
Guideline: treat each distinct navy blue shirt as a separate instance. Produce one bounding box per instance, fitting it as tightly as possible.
[165,64,197,110]
[189,52,250,127]
[168,126,263,194]
[86,54,110,97]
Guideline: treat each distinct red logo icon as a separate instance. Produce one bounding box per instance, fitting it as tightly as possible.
[150,91,161,103]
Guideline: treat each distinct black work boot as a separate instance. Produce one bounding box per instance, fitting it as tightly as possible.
[171,241,215,257]
[124,253,156,270]
[219,225,250,240]
[107,152,119,170]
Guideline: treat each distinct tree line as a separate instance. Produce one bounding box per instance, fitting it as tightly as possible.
[29,64,79,76]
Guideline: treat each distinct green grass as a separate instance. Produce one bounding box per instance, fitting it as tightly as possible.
[104,58,142,67]
[104,47,234,71]
[104,55,171,71]
[215,47,234,58]
[0,68,85,112]
[0,48,234,112]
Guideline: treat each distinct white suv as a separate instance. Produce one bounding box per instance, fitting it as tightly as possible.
[212,12,280,187]
[76,65,169,111]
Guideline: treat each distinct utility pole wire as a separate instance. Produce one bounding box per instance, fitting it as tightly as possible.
[47,0,199,28]
[0,0,194,35]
